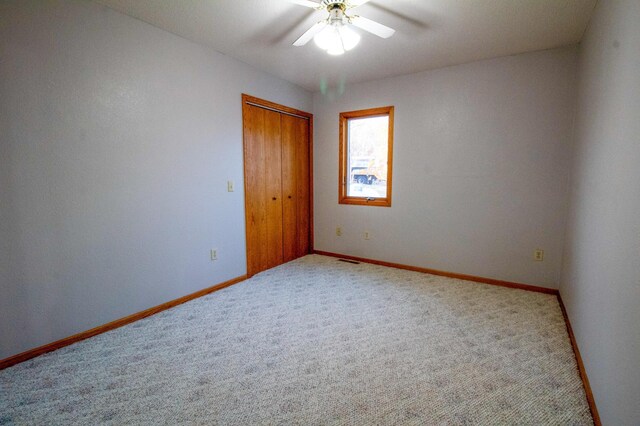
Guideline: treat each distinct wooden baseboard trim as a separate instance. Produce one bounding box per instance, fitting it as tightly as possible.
[0,275,247,371]
[557,295,601,425]
[314,250,558,295]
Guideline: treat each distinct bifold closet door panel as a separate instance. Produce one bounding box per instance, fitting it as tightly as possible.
[244,104,268,276]
[243,104,283,276]
[281,114,299,263]
[264,109,284,270]
[294,116,310,258]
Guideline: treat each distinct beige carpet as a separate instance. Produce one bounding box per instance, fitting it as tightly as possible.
[0,255,593,425]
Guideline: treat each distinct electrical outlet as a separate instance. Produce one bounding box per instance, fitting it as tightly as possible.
[210,249,218,261]
[364,231,371,240]
[533,249,544,261]
[336,226,342,236]
[227,180,234,192]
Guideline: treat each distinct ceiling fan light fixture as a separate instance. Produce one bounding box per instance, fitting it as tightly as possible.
[292,0,393,55]
[313,22,360,55]
[313,25,339,50]
[338,25,360,50]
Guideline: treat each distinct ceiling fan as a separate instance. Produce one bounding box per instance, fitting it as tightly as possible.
[291,0,395,55]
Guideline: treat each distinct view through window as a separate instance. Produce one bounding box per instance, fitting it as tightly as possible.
[339,106,394,207]
[347,115,389,198]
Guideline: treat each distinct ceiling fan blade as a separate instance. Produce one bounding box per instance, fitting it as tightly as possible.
[293,21,327,46]
[289,0,323,8]
[350,16,395,38]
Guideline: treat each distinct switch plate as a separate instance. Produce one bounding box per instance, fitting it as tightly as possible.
[336,226,342,236]
[211,249,218,261]
[364,231,370,240]
[227,181,234,192]
[533,249,544,261]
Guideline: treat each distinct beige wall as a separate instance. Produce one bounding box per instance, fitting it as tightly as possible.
[313,47,578,289]
[0,0,311,359]
[560,1,640,424]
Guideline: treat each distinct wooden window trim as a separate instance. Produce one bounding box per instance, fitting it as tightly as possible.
[338,106,394,207]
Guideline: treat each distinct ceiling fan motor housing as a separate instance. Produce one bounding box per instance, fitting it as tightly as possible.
[322,0,348,12]
[323,1,348,25]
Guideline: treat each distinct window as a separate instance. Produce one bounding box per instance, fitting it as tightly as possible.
[339,106,394,207]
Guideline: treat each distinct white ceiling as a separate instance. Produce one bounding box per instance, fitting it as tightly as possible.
[96,0,597,92]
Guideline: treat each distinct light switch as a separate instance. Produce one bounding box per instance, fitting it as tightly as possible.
[227,180,234,192]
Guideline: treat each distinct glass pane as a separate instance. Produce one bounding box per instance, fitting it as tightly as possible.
[347,115,389,198]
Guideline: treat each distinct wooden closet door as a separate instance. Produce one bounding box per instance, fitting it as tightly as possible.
[243,104,283,276]
[243,94,312,277]
[281,115,299,262]
[293,116,310,258]
[282,115,310,261]
[264,109,284,270]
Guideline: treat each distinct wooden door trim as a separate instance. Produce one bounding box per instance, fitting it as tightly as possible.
[243,94,313,121]
[242,94,314,277]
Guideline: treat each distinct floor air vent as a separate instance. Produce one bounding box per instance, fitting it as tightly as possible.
[338,259,360,265]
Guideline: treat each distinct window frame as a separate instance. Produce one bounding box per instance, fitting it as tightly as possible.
[338,106,394,207]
